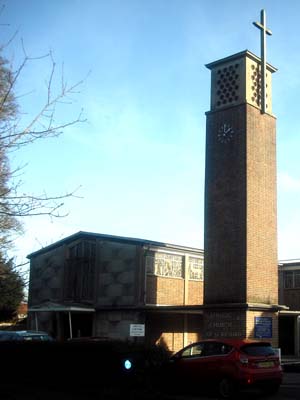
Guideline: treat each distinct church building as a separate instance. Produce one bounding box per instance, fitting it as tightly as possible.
[27,231,204,352]
[27,11,300,357]
[27,230,300,356]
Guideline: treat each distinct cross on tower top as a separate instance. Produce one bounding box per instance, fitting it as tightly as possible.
[253,9,272,114]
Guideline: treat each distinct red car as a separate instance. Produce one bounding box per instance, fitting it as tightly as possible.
[163,339,283,398]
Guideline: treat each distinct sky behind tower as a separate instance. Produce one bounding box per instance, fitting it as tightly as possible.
[3,0,300,265]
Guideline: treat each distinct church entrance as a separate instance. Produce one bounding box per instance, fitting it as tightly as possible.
[62,312,94,339]
[279,312,300,356]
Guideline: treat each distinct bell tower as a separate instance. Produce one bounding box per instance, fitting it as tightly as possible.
[203,10,283,345]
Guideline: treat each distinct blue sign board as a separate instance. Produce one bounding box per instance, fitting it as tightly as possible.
[254,317,272,339]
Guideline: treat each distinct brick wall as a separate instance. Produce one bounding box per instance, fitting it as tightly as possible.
[146,276,203,305]
[146,276,184,305]
[204,104,247,304]
[145,313,203,353]
[188,281,204,305]
[204,104,278,306]
[203,309,247,339]
[187,314,203,344]
[246,106,278,304]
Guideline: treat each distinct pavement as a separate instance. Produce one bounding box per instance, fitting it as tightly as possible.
[281,355,300,372]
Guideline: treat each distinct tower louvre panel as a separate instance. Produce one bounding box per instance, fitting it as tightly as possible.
[206,50,276,114]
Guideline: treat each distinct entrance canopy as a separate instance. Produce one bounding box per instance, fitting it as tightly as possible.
[28,301,95,339]
[29,301,95,313]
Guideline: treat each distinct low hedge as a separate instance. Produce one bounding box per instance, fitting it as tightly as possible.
[0,340,170,390]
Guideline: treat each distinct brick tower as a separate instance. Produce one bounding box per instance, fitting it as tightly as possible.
[203,11,282,346]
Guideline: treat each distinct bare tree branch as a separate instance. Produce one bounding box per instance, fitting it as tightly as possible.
[0,13,87,308]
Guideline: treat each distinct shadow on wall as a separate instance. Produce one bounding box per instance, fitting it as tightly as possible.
[145,313,202,353]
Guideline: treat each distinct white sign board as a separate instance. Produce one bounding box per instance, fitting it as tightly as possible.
[274,348,281,364]
[130,324,145,337]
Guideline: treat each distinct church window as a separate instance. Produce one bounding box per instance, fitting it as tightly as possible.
[189,257,204,280]
[64,241,96,301]
[294,271,300,288]
[284,271,293,289]
[145,252,155,274]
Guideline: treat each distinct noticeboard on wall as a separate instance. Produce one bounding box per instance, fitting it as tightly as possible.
[254,317,272,339]
[129,324,145,337]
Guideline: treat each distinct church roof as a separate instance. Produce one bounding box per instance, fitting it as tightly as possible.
[27,230,203,259]
[205,49,277,73]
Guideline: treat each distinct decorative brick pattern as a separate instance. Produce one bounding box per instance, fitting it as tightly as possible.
[28,247,65,305]
[97,242,137,306]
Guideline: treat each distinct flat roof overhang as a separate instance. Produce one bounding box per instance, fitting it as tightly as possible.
[28,301,95,313]
[144,305,204,314]
[279,310,300,316]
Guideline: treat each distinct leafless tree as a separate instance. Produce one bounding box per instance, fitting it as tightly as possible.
[0,46,85,250]
[0,6,87,311]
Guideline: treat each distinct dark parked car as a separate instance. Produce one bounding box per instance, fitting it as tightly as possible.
[162,338,283,398]
[0,330,54,341]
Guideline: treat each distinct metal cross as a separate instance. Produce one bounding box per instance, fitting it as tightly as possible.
[253,9,272,114]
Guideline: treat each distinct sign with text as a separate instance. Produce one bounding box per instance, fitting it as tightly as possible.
[130,324,145,337]
[254,317,272,339]
[204,311,244,338]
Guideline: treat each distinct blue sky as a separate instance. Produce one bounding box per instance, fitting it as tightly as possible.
[3,0,300,265]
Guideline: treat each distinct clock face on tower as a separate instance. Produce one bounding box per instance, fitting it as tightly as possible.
[217,123,234,143]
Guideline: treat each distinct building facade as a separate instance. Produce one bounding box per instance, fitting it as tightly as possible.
[27,231,300,355]
[27,44,300,356]
[279,260,300,356]
[27,231,204,352]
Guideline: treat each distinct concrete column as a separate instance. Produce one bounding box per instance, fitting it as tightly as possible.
[183,314,188,347]
[68,312,73,339]
[184,254,189,305]
[296,316,300,357]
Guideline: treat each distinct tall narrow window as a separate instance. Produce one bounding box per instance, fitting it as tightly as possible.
[284,271,293,289]
[294,271,300,288]
[64,241,96,301]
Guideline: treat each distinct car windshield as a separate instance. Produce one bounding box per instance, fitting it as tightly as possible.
[241,343,275,356]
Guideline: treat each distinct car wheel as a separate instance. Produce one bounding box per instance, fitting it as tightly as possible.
[218,377,236,399]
